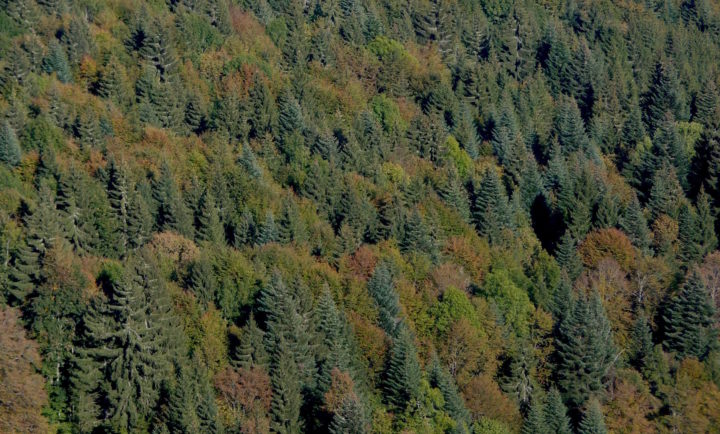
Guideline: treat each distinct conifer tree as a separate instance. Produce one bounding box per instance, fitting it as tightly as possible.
[630,315,654,372]
[545,387,572,434]
[696,187,718,254]
[648,164,683,220]
[367,262,400,335]
[270,336,304,434]
[384,324,422,410]
[677,203,701,264]
[329,394,370,434]
[257,210,278,245]
[234,315,270,369]
[663,272,717,360]
[695,78,719,128]
[0,120,22,167]
[555,232,582,282]
[5,238,39,305]
[42,40,72,83]
[106,157,130,254]
[315,287,352,393]
[429,357,471,430]
[556,96,589,154]
[642,61,684,132]
[278,90,304,139]
[522,395,549,434]
[473,169,509,243]
[186,258,216,309]
[152,163,193,236]
[578,399,608,434]
[440,168,471,222]
[127,187,153,250]
[620,194,651,251]
[195,190,224,244]
[555,292,616,409]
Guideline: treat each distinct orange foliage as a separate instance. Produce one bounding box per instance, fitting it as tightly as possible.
[663,358,720,433]
[431,262,471,295]
[439,319,495,388]
[214,366,271,434]
[344,245,378,282]
[0,307,49,434]
[347,311,389,384]
[443,236,491,284]
[323,369,355,413]
[605,371,659,434]
[462,374,521,431]
[579,228,635,271]
[651,215,678,256]
[148,231,199,265]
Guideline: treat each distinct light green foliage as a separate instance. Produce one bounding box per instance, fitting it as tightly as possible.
[480,269,533,335]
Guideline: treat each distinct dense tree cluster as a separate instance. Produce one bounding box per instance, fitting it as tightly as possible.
[1,0,720,432]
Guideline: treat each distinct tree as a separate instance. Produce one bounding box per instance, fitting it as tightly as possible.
[522,395,549,434]
[694,78,719,128]
[196,190,224,244]
[42,40,71,83]
[234,315,270,369]
[257,210,278,245]
[429,356,471,430]
[0,121,22,167]
[329,394,369,434]
[544,388,572,434]
[152,162,193,236]
[269,337,304,434]
[677,203,702,264]
[384,324,422,410]
[77,258,179,432]
[556,96,589,154]
[554,292,616,409]
[578,398,607,434]
[473,169,510,243]
[315,288,352,393]
[619,195,651,251]
[663,272,717,360]
[642,61,684,132]
[696,187,717,255]
[367,262,400,335]
[555,232,582,282]
[0,307,49,434]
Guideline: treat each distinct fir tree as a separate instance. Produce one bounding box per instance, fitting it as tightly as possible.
[257,210,278,245]
[186,258,216,310]
[315,287,352,393]
[544,388,572,434]
[555,292,616,409]
[384,324,422,410]
[696,187,717,255]
[367,262,400,335]
[555,232,582,282]
[429,357,471,430]
[42,40,72,83]
[195,190,224,244]
[269,336,304,434]
[695,78,720,128]
[329,394,370,434]
[152,163,193,236]
[556,96,589,154]
[440,168,471,222]
[473,169,510,243]
[0,120,22,167]
[677,203,701,264]
[578,399,608,434]
[5,238,39,305]
[642,61,684,132]
[620,194,651,251]
[663,272,717,360]
[522,395,549,434]
[234,315,270,369]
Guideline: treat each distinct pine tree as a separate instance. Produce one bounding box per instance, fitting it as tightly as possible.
[249,73,275,138]
[555,292,616,409]
[152,163,193,236]
[195,190,224,244]
[401,208,434,255]
[186,258,216,310]
[127,187,153,250]
[630,315,654,372]
[473,169,509,243]
[545,388,572,434]
[663,272,717,360]
[648,164,683,220]
[578,399,608,434]
[440,168,471,222]
[277,90,304,139]
[384,324,422,410]
[329,394,370,434]
[5,238,39,305]
[106,157,130,254]
[367,262,400,335]
[690,127,720,205]
[315,287,352,393]
[694,78,719,128]
[0,120,22,167]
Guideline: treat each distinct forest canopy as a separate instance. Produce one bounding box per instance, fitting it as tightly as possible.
[1,0,720,433]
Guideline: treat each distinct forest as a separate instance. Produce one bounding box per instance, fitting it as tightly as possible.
[0,0,720,432]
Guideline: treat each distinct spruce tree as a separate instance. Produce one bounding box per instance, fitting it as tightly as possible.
[195,190,224,244]
[106,157,130,254]
[234,315,270,369]
[152,163,193,236]
[429,357,471,430]
[556,96,589,154]
[42,40,72,83]
[696,187,717,255]
[186,258,216,310]
[663,272,717,360]
[695,78,719,128]
[555,232,582,282]
[620,195,651,251]
[642,61,684,132]
[315,287,352,393]
[5,238,39,305]
[578,399,608,434]
[630,315,654,372]
[269,336,304,434]
[0,120,22,167]
[384,323,422,410]
[329,394,370,434]
[440,168,471,222]
[677,203,701,264]
[367,262,400,335]
[555,292,616,409]
[473,168,509,243]
[127,187,153,250]
[522,394,549,434]
[545,388,572,434]
[257,210,278,245]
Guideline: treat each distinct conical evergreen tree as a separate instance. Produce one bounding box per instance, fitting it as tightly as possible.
[429,357,471,430]
[630,315,654,372]
[257,210,278,245]
[42,40,72,83]
[127,187,153,250]
[696,187,717,255]
[367,262,400,335]
[329,394,370,434]
[440,168,471,222]
[555,292,616,408]
[556,96,589,154]
[473,169,509,243]
[234,315,270,369]
[578,399,608,434]
[695,78,720,128]
[269,336,304,434]
[663,272,717,360]
[642,61,684,132]
[620,195,651,251]
[5,238,39,305]
[152,163,193,236]
[0,120,22,167]
[555,232,582,282]
[544,388,572,434]
[522,394,549,434]
[677,203,701,264]
[315,287,352,393]
[384,323,422,410]
[195,190,224,244]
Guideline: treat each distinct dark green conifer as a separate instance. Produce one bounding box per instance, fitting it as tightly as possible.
[329,394,370,434]
[0,120,22,167]
[384,324,422,410]
[696,187,717,254]
[367,262,400,335]
[677,203,701,264]
[429,357,471,430]
[555,232,582,282]
[556,96,589,154]
[642,61,684,132]
[544,388,572,434]
[195,190,224,244]
[578,399,608,434]
[269,336,304,434]
[257,210,278,245]
[695,78,719,128]
[42,40,72,83]
[522,394,549,434]
[663,272,717,360]
[472,169,509,243]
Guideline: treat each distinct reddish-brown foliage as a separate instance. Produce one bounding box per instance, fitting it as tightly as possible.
[214,366,271,434]
[462,374,521,431]
[579,228,635,271]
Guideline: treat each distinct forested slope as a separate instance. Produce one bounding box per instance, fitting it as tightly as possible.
[1,0,720,432]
